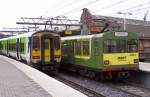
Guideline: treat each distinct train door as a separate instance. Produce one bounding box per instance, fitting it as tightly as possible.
[43,38,51,63]
[93,39,101,67]
[17,38,21,60]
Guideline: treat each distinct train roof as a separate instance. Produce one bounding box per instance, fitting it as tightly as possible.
[0,31,36,41]
[61,31,137,41]
[61,33,104,40]
[0,30,58,41]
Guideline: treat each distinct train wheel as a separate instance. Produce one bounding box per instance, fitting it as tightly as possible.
[94,73,101,81]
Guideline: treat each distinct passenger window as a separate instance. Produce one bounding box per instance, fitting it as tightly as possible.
[94,40,99,55]
[22,43,24,52]
[75,41,81,55]
[61,42,66,55]
[82,41,89,56]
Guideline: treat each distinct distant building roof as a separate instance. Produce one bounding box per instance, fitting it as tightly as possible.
[80,8,150,37]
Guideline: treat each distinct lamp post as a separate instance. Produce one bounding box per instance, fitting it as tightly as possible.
[117,12,132,31]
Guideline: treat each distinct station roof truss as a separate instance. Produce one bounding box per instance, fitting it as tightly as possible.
[16,17,81,31]
[0,26,39,36]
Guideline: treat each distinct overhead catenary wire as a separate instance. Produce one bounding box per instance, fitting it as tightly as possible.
[105,1,150,16]
[93,0,129,13]
[42,0,84,17]
[118,2,150,13]
[60,0,101,16]
[41,0,65,16]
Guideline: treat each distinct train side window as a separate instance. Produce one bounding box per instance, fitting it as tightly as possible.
[5,43,6,50]
[32,36,40,49]
[94,40,99,55]
[75,41,81,55]
[127,40,138,52]
[21,43,23,52]
[61,42,66,55]
[22,43,24,53]
[82,41,89,56]
[13,43,14,51]
[12,43,13,51]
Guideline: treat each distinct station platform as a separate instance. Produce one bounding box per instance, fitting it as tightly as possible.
[140,62,150,72]
[0,55,87,97]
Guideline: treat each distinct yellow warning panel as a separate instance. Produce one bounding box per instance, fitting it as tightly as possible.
[103,53,138,65]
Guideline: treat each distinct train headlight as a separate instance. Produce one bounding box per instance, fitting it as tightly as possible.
[104,60,109,65]
[134,59,138,63]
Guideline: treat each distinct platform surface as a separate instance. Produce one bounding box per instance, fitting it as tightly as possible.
[0,56,51,97]
[140,62,150,72]
[0,55,87,97]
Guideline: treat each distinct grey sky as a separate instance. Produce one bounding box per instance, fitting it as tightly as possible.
[0,0,149,29]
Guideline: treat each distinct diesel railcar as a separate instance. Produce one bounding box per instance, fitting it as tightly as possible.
[61,31,139,80]
[0,30,61,72]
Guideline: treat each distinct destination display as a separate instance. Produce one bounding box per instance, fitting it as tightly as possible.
[115,32,128,36]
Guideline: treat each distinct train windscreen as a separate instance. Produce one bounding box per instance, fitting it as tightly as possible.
[32,36,40,49]
[104,39,138,53]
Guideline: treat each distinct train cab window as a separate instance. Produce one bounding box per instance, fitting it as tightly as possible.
[54,38,60,49]
[44,40,49,49]
[127,40,138,52]
[117,40,126,53]
[75,41,81,55]
[82,41,89,56]
[104,40,117,53]
[104,40,126,53]
[32,36,40,49]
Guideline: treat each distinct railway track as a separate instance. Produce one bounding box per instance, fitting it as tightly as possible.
[117,80,150,97]
[51,71,150,97]
[106,81,150,97]
[55,74,105,97]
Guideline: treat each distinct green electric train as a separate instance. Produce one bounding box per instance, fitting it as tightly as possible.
[61,31,139,80]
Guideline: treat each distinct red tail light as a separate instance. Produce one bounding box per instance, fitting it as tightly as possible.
[32,56,40,59]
